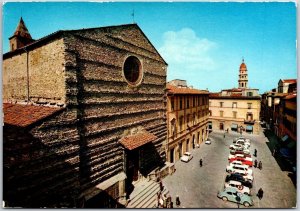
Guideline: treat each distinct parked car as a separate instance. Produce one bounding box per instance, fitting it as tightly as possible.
[229,144,244,151]
[230,148,250,155]
[229,156,253,166]
[224,180,251,195]
[205,138,211,145]
[236,140,250,147]
[235,171,254,182]
[226,164,253,177]
[225,173,252,188]
[217,187,253,207]
[233,137,251,144]
[228,152,251,160]
[180,152,193,162]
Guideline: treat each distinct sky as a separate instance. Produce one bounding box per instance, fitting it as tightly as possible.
[2,1,297,93]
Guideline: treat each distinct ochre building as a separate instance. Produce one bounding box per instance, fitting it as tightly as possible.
[208,60,261,134]
[166,80,209,162]
[3,18,168,208]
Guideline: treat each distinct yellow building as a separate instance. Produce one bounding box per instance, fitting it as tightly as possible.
[209,94,261,134]
[166,80,209,163]
[208,60,261,135]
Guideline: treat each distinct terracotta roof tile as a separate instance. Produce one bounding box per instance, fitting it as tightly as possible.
[284,94,297,100]
[282,79,297,84]
[3,103,63,127]
[120,131,157,150]
[166,84,209,95]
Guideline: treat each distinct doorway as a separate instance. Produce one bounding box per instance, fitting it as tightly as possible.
[127,150,139,183]
[220,123,224,130]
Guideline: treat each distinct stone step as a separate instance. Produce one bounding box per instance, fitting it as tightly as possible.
[127,180,158,208]
[142,188,169,208]
[131,183,160,208]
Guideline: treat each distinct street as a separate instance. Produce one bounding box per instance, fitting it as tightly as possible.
[162,130,296,208]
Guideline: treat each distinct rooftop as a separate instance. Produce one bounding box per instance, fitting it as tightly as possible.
[3,103,63,127]
[120,131,157,150]
[166,84,209,95]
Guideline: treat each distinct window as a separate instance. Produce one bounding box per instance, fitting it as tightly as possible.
[198,96,200,106]
[247,92,253,97]
[232,102,237,108]
[247,103,252,109]
[209,110,212,116]
[220,110,224,117]
[220,102,224,107]
[179,116,183,131]
[193,113,196,125]
[179,97,183,110]
[233,111,237,118]
[186,97,190,108]
[246,113,253,121]
[123,56,143,85]
[187,114,190,125]
[193,96,196,107]
[171,98,175,111]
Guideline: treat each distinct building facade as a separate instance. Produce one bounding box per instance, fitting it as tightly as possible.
[166,80,209,163]
[3,18,168,208]
[208,60,261,135]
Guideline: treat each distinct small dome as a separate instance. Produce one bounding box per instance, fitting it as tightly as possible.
[240,62,247,69]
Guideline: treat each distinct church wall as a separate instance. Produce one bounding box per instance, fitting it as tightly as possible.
[63,26,167,200]
[3,38,66,105]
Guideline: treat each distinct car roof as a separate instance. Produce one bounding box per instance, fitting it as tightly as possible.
[224,187,238,192]
[184,152,191,155]
[228,180,242,185]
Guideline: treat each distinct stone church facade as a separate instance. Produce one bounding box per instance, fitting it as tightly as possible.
[3,18,168,208]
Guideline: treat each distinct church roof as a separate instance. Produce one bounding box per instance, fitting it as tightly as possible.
[10,17,33,40]
[4,23,167,65]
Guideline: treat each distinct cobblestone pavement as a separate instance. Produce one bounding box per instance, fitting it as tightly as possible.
[162,129,296,208]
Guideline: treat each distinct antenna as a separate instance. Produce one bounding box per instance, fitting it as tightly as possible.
[131,9,135,23]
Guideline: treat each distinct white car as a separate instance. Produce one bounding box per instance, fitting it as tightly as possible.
[205,138,211,144]
[228,153,253,162]
[236,140,250,147]
[229,144,248,151]
[180,152,193,162]
[224,180,251,195]
[226,164,253,176]
[230,148,250,155]
[234,137,251,143]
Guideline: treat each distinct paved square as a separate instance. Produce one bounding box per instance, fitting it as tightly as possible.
[162,130,296,208]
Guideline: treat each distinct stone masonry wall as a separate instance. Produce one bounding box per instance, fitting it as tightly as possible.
[3,38,66,105]
[63,25,167,196]
[3,109,80,207]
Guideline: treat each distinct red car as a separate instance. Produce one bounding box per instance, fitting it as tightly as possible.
[229,157,253,167]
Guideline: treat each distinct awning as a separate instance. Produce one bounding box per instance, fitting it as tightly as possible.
[231,124,238,129]
[281,135,289,142]
[120,131,157,150]
[246,125,253,131]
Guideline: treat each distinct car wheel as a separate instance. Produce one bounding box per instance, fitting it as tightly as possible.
[222,196,228,201]
[243,202,250,207]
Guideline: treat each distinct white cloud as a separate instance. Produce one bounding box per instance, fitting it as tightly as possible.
[159,28,218,74]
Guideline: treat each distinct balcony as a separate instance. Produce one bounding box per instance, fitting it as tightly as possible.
[244,119,255,124]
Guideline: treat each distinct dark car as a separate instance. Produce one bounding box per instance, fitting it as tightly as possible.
[225,173,253,188]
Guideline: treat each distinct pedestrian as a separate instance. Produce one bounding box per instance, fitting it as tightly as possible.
[224,133,225,138]
[258,161,262,170]
[254,159,258,168]
[175,195,180,206]
[257,188,264,200]
[170,201,173,208]
[159,180,164,191]
[199,159,203,167]
[273,148,276,156]
[254,149,257,157]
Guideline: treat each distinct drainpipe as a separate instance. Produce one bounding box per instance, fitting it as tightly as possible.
[24,47,29,102]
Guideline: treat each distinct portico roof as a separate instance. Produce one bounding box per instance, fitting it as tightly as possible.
[120,131,157,150]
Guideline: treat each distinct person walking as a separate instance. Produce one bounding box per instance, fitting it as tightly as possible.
[257,188,264,200]
[254,149,257,157]
[258,161,262,170]
[199,159,203,167]
[254,159,258,168]
[175,195,180,206]
[159,180,164,191]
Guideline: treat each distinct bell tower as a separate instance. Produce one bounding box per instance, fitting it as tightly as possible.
[238,58,248,89]
[9,17,34,51]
